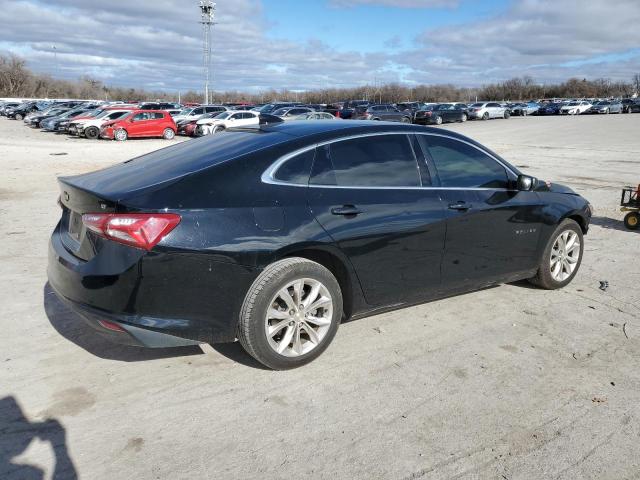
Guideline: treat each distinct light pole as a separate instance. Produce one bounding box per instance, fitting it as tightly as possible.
[199,1,216,104]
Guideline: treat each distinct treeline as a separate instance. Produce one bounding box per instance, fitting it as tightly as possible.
[1,53,638,104]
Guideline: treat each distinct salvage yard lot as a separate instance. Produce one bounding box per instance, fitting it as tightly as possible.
[2,115,640,479]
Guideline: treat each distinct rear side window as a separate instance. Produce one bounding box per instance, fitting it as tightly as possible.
[274,149,315,184]
[419,135,508,189]
[153,112,165,119]
[310,135,420,187]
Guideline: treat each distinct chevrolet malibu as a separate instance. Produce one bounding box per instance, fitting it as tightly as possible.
[48,121,591,369]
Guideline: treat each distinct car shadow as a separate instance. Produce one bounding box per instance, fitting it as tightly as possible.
[590,215,639,233]
[210,343,271,370]
[0,396,78,479]
[43,283,203,362]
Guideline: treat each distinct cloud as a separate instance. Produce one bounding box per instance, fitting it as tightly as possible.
[0,0,638,93]
[329,0,458,7]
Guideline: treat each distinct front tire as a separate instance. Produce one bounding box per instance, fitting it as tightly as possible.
[504,111,511,119]
[624,212,640,230]
[114,129,128,141]
[238,258,343,370]
[15,113,23,120]
[529,219,584,290]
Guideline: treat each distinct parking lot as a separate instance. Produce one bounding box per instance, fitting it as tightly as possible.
[2,114,640,479]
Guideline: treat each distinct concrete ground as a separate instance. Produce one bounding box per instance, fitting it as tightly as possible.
[1,114,639,480]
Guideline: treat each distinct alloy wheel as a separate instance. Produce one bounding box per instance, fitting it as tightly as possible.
[550,230,581,282]
[264,278,333,357]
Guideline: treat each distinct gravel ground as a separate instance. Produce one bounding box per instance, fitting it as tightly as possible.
[1,114,639,480]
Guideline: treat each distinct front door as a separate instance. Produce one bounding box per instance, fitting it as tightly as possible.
[307,134,446,306]
[416,134,544,289]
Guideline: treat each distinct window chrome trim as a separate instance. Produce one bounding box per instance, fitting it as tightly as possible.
[261,130,517,190]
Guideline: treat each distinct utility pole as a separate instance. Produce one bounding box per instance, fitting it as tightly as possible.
[199,1,216,104]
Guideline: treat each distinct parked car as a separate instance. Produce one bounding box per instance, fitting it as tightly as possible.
[138,102,182,110]
[71,110,133,139]
[0,102,21,115]
[508,102,539,116]
[560,101,592,115]
[48,121,592,369]
[100,110,177,141]
[40,108,96,132]
[536,102,566,115]
[626,100,640,113]
[358,104,412,123]
[172,105,228,125]
[338,100,370,119]
[294,112,338,121]
[255,103,299,114]
[586,100,623,114]
[272,107,315,120]
[621,98,637,113]
[6,101,42,120]
[196,110,260,135]
[467,102,510,120]
[25,108,71,127]
[414,103,468,125]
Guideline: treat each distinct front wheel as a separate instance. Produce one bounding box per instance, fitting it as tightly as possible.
[624,212,640,230]
[14,113,23,120]
[401,116,411,124]
[162,128,175,140]
[529,219,583,290]
[114,129,128,141]
[238,258,343,370]
[504,111,511,119]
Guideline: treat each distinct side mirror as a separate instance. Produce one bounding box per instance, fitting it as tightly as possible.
[517,174,537,191]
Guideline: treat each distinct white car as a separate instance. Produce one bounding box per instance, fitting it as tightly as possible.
[560,101,592,115]
[172,105,228,125]
[196,110,260,135]
[70,110,132,139]
[293,112,338,120]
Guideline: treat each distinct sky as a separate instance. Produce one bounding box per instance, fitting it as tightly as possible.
[0,0,639,93]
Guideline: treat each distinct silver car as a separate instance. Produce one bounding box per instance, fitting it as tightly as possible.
[468,102,510,120]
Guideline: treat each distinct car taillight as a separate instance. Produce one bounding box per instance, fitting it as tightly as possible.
[82,213,181,251]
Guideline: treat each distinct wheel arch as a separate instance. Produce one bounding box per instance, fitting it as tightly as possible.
[279,246,362,320]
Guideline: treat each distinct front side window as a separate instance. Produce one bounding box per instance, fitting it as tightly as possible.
[310,135,420,187]
[419,135,508,189]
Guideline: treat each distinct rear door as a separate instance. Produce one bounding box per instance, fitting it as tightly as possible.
[417,134,544,289]
[307,133,446,306]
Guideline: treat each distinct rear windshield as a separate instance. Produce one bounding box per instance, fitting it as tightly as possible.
[64,130,293,199]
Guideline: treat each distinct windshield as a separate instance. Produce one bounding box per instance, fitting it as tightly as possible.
[178,108,194,116]
[272,108,290,116]
[567,102,579,106]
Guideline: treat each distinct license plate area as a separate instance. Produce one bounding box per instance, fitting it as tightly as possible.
[68,211,82,242]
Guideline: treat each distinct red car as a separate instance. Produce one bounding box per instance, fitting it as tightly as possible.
[181,121,199,137]
[100,110,177,141]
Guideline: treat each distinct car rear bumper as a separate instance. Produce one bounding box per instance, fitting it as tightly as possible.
[47,220,256,347]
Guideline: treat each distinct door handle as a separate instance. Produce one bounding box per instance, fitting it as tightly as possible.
[331,205,363,216]
[448,202,472,211]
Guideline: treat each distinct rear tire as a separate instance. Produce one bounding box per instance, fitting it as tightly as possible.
[85,126,99,139]
[162,128,175,140]
[238,258,343,370]
[624,212,639,230]
[435,115,443,125]
[460,113,467,122]
[528,219,583,290]
[15,113,23,120]
[482,112,489,120]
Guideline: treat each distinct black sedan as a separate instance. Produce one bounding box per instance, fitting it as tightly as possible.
[48,121,591,369]
[414,104,468,125]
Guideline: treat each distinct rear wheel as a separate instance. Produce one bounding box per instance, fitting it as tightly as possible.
[435,115,443,125]
[238,258,343,370]
[401,116,411,123]
[85,126,99,139]
[114,129,128,141]
[624,212,639,230]
[529,219,583,290]
[162,128,175,140]
[15,113,23,120]
[482,112,489,120]
[460,113,467,122]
